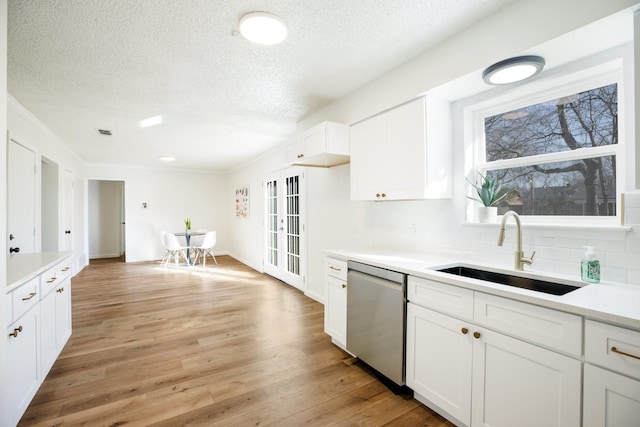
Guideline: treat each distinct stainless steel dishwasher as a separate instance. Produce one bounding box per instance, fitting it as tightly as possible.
[346,261,407,386]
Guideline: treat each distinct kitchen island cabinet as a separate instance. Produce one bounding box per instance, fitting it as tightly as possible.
[349,96,451,201]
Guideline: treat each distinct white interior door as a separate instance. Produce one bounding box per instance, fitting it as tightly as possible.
[263,168,305,291]
[8,139,36,254]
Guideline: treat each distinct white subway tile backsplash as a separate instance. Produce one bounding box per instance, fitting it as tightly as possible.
[605,252,638,270]
[626,270,640,286]
[623,191,640,208]
[624,208,640,225]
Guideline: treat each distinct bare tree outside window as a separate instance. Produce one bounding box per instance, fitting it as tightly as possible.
[483,83,617,216]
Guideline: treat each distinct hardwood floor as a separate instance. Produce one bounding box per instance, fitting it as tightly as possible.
[19,256,453,426]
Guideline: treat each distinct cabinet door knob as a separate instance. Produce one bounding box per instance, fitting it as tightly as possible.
[341,284,346,289]
[9,247,20,253]
[473,331,481,339]
[9,326,23,337]
[57,287,64,293]
[381,193,386,198]
[461,327,469,335]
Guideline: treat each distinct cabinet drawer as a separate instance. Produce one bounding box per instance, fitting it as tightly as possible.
[40,262,62,296]
[326,258,347,281]
[57,259,72,280]
[408,276,473,321]
[474,292,582,356]
[585,320,640,380]
[11,277,39,322]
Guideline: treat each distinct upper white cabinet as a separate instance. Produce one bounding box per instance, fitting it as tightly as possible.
[350,96,452,201]
[285,121,350,167]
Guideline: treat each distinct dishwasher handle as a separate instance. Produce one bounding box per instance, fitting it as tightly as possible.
[347,270,404,292]
[348,261,405,284]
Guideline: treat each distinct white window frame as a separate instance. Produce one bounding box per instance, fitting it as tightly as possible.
[465,58,626,226]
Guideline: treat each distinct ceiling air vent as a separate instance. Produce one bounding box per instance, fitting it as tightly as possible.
[96,128,112,136]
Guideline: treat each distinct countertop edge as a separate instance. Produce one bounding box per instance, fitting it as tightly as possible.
[324,248,640,330]
[7,251,72,292]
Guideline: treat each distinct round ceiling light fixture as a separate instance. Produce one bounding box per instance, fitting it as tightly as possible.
[239,11,287,45]
[482,55,545,85]
[159,156,175,162]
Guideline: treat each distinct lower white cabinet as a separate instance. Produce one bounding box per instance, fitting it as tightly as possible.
[471,327,581,427]
[40,278,72,373]
[406,302,472,425]
[324,257,347,349]
[583,319,640,426]
[583,363,640,427]
[7,306,40,427]
[406,275,581,427]
[6,255,72,425]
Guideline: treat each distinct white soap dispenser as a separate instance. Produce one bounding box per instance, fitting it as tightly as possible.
[581,246,600,284]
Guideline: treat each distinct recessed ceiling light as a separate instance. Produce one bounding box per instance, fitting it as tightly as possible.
[239,11,287,45]
[140,115,163,128]
[159,156,175,162]
[482,55,545,85]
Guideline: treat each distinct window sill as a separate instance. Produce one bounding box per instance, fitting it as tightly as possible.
[463,221,631,235]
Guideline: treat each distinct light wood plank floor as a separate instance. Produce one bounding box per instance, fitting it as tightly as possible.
[19,256,453,426]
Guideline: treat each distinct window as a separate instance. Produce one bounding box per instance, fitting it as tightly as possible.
[469,68,622,222]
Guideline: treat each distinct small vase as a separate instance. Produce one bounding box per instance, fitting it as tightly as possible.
[186,229,191,236]
[477,206,498,223]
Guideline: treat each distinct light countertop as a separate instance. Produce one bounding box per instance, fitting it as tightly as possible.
[7,251,72,292]
[325,248,640,330]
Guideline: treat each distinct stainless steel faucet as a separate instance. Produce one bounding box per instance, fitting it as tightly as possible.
[497,210,535,271]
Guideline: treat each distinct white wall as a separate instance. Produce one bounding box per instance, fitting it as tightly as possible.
[84,164,229,263]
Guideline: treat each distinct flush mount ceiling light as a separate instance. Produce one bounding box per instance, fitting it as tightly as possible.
[482,55,545,85]
[159,156,175,162]
[239,11,287,45]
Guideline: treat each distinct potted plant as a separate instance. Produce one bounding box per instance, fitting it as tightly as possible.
[467,172,509,223]
[184,218,192,235]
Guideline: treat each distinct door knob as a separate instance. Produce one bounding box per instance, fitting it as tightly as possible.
[9,247,20,253]
[65,230,71,234]
[9,234,14,240]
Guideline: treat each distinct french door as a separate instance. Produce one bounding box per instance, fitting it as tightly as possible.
[263,168,305,291]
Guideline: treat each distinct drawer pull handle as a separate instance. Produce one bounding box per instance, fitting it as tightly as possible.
[9,326,22,338]
[611,346,640,361]
[329,266,342,271]
[22,292,36,301]
[341,284,346,289]
[473,331,481,339]
[47,277,56,283]
[57,287,64,293]
[61,267,70,272]
[461,328,469,335]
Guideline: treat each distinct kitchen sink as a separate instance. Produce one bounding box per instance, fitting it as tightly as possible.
[436,265,581,296]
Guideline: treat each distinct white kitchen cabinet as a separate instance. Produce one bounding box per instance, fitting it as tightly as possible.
[6,254,73,425]
[583,320,640,426]
[40,278,72,373]
[471,326,581,427]
[350,96,451,201]
[324,257,348,349]
[286,121,349,167]
[406,302,473,425]
[7,304,40,427]
[406,275,581,427]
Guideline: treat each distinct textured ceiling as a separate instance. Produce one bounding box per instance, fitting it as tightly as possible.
[8,0,514,171]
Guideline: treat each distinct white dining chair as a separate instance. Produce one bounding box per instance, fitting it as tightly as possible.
[192,231,217,268]
[159,230,171,264]
[164,232,191,267]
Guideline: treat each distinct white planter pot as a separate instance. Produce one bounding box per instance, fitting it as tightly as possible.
[477,206,498,223]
